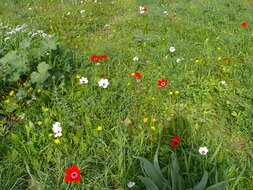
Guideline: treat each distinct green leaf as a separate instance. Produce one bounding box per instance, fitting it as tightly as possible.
[171,153,185,190]
[134,156,164,189]
[206,179,233,190]
[20,38,31,49]
[138,176,159,190]
[40,38,57,51]
[192,171,208,190]
[37,62,50,73]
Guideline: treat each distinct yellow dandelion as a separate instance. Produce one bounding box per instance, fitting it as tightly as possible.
[48,133,53,137]
[175,90,180,95]
[96,126,103,131]
[217,47,221,51]
[217,57,222,61]
[54,139,60,144]
[75,74,81,79]
[195,59,199,63]
[9,90,15,96]
[4,99,10,103]
[37,121,43,125]
[150,126,156,131]
[168,91,173,95]
[131,73,135,76]
[251,33,253,37]
[204,111,208,114]
[127,82,131,86]
[37,88,42,93]
[151,97,155,100]
[226,100,231,105]
[152,118,157,122]
[43,107,49,112]
[143,118,148,123]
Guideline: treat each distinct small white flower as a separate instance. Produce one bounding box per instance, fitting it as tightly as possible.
[176,58,181,63]
[98,78,109,88]
[19,113,25,119]
[80,10,85,14]
[169,46,176,53]
[4,37,10,41]
[80,0,84,3]
[67,12,71,16]
[199,147,208,155]
[79,77,88,84]
[127,181,135,188]
[163,11,168,14]
[96,62,102,65]
[28,7,32,10]
[133,56,139,61]
[53,122,62,137]
[220,80,227,86]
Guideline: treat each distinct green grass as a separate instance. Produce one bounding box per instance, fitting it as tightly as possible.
[0,0,253,189]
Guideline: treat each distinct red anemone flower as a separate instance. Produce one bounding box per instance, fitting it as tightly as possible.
[91,56,100,62]
[241,22,248,28]
[171,136,181,147]
[226,58,232,62]
[158,79,168,87]
[99,74,105,78]
[143,8,148,12]
[64,165,81,182]
[100,55,108,60]
[134,72,142,79]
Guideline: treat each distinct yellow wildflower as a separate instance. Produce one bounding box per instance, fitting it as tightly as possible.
[151,97,155,100]
[37,121,43,125]
[96,126,103,131]
[204,111,208,114]
[9,90,15,96]
[127,82,131,86]
[226,101,231,105]
[150,126,156,131]
[168,91,173,95]
[4,99,10,103]
[175,90,180,95]
[217,47,221,51]
[143,118,148,123]
[48,133,53,137]
[131,73,135,76]
[43,107,49,112]
[54,139,60,144]
[37,88,42,93]
[217,57,222,61]
[195,59,199,63]
[75,74,81,79]
[152,118,157,122]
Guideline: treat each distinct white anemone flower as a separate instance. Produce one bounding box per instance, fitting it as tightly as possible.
[133,56,139,61]
[53,122,62,137]
[67,12,71,16]
[98,78,109,88]
[127,181,136,188]
[79,77,88,84]
[169,46,176,53]
[220,80,227,86]
[80,10,85,14]
[199,147,208,155]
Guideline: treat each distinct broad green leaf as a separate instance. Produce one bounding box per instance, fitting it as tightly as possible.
[138,176,159,190]
[40,38,57,51]
[37,62,50,73]
[192,171,208,190]
[134,156,164,189]
[206,178,235,190]
[171,153,184,190]
[20,38,31,49]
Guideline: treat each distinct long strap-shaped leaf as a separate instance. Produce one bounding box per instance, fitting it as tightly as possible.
[192,171,208,190]
[138,176,160,190]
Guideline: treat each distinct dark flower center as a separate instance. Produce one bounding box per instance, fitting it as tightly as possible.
[71,172,78,179]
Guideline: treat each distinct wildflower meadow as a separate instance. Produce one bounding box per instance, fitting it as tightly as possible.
[0,0,252,189]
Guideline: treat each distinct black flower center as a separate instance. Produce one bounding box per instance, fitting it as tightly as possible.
[71,172,78,179]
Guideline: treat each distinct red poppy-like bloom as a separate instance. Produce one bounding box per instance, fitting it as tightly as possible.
[64,165,81,182]
[100,55,108,60]
[134,72,142,79]
[143,8,148,11]
[171,136,181,147]
[91,56,100,62]
[99,74,105,78]
[226,58,232,62]
[239,58,245,62]
[241,22,248,28]
[158,79,168,87]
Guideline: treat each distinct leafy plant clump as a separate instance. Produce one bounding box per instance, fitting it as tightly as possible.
[135,147,233,190]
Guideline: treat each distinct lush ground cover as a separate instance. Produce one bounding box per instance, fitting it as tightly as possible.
[0,0,252,189]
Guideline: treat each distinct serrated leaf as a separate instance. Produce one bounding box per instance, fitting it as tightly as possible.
[37,62,50,73]
[40,38,57,51]
[192,171,208,190]
[20,38,31,49]
[138,176,159,190]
